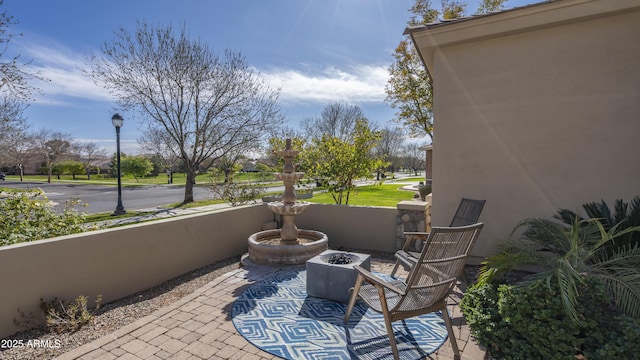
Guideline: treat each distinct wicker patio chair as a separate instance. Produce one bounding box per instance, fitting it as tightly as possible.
[391,198,485,277]
[344,223,484,360]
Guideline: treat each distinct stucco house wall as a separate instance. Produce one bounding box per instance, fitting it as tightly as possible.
[408,0,640,258]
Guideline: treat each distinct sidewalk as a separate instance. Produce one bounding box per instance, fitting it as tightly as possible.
[91,203,234,228]
[93,176,425,228]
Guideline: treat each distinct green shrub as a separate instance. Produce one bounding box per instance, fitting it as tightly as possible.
[0,189,95,246]
[483,216,640,321]
[461,277,640,359]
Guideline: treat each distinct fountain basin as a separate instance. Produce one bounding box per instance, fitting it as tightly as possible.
[248,229,328,265]
[266,201,310,215]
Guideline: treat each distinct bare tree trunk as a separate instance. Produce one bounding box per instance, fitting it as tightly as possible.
[184,168,195,204]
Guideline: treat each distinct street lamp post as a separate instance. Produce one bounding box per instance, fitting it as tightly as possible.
[112,113,126,215]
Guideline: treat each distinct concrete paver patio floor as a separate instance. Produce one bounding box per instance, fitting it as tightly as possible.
[57,259,486,360]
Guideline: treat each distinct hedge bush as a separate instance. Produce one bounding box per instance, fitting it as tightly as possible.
[461,277,640,359]
[0,190,93,246]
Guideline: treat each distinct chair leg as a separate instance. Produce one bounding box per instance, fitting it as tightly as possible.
[382,312,400,360]
[344,274,363,323]
[441,302,460,359]
[390,260,401,277]
[377,286,400,360]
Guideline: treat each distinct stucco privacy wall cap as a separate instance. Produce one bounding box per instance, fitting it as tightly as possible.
[397,200,428,211]
[404,0,640,73]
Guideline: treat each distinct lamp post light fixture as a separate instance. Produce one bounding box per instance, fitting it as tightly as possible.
[111,113,126,215]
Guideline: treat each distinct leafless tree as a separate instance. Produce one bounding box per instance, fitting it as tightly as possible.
[138,127,182,181]
[0,96,31,177]
[78,142,106,180]
[375,126,406,172]
[402,142,426,176]
[2,135,32,180]
[32,129,73,183]
[86,22,283,203]
[0,96,28,146]
[0,1,45,100]
[301,102,372,141]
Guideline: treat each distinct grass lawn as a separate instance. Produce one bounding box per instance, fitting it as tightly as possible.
[82,182,417,224]
[0,187,23,194]
[7,174,421,224]
[6,172,273,186]
[307,183,416,207]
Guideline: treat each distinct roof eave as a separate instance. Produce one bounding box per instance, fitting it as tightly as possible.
[405,0,640,75]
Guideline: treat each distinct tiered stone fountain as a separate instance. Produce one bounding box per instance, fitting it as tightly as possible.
[247,139,328,265]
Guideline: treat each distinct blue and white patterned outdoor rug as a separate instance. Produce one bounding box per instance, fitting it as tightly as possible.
[232,270,448,360]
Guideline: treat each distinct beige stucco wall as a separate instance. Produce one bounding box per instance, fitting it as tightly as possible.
[410,0,640,257]
[296,204,397,253]
[0,203,397,338]
[0,205,271,339]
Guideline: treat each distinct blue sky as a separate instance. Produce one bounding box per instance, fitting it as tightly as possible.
[4,0,536,154]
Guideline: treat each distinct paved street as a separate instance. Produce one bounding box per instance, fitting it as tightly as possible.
[0,172,420,214]
[0,181,213,214]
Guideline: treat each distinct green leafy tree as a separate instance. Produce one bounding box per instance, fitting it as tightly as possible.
[477,0,506,14]
[386,0,505,140]
[385,1,440,140]
[0,190,92,246]
[441,0,466,19]
[303,120,386,205]
[267,136,306,171]
[55,160,85,180]
[109,152,127,178]
[120,155,153,182]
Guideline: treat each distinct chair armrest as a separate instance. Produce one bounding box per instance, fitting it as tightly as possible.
[353,265,406,296]
[404,232,429,237]
[401,232,430,251]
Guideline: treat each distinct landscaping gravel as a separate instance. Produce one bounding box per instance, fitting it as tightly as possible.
[0,257,241,360]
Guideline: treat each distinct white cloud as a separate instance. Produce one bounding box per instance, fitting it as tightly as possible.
[19,40,391,108]
[19,41,114,105]
[75,138,142,156]
[260,65,389,104]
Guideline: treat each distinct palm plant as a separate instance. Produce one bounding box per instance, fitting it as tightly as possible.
[555,196,640,251]
[481,215,640,324]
